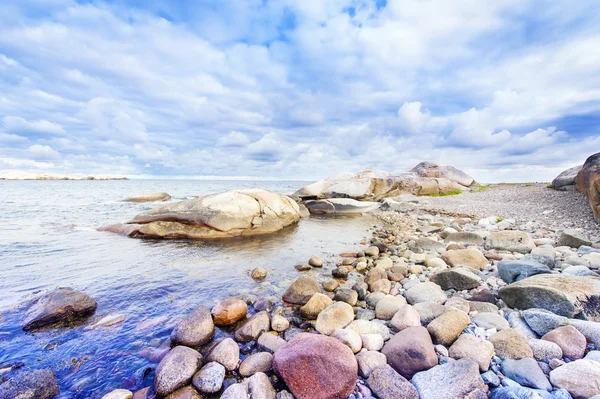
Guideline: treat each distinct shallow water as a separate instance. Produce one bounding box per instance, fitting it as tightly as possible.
[0,180,377,397]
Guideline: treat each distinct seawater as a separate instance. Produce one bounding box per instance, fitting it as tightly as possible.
[0,180,378,398]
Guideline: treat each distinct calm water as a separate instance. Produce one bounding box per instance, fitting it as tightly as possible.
[0,180,378,398]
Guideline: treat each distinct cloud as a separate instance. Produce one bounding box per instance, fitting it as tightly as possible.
[28,144,61,159]
[217,131,250,147]
[397,101,431,134]
[3,116,66,136]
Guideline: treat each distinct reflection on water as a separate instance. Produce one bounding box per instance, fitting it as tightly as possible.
[0,180,378,398]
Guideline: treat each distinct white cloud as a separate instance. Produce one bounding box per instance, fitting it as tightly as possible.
[28,144,61,159]
[3,116,66,135]
[217,131,250,147]
[397,101,431,134]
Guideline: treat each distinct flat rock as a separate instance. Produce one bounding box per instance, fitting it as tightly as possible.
[235,311,270,342]
[304,198,381,214]
[449,334,494,371]
[22,287,97,330]
[489,328,533,360]
[441,248,488,270]
[154,346,203,397]
[282,276,321,305]
[550,359,600,399]
[501,358,551,391]
[485,231,535,254]
[498,260,552,284]
[381,326,437,379]
[273,333,357,399]
[430,267,482,290]
[405,282,447,305]
[315,302,354,335]
[411,358,487,399]
[171,305,215,347]
[124,192,171,202]
[0,369,59,399]
[367,364,419,399]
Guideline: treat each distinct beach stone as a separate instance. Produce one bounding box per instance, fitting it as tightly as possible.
[257,332,286,353]
[527,339,563,361]
[563,265,594,276]
[375,295,407,320]
[413,302,448,325]
[332,267,349,278]
[445,232,484,246]
[334,288,358,306]
[413,237,446,253]
[381,326,437,378]
[239,352,273,377]
[356,351,387,378]
[315,302,354,335]
[361,333,384,351]
[498,274,600,321]
[22,287,97,330]
[427,310,469,346]
[369,279,392,294]
[541,325,586,360]
[299,293,332,319]
[431,267,482,290]
[376,257,394,269]
[471,313,510,331]
[508,312,539,339]
[235,311,270,342]
[425,257,448,269]
[549,359,600,399]
[498,260,552,284]
[206,338,239,371]
[154,346,203,397]
[364,246,380,256]
[366,292,386,308]
[102,390,133,399]
[124,192,171,202]
[251,267,268,280]
[282,276,321,305]
[489,329,533,360]
[272,333,357,399]
[449,334,494,371]
[295,264,311,271]
[523,308,570,336]
[345,319,390,341]
[212,298,248,326]
[308,256,323,267]
[469,300,499,313]
[445,296,470,313]
[171,305,215,348]
[570,319,600,347]
[557,229,593,248]
[411,358,487,399]
[386,269,405,282]
[332,328,362,353]
[405,282,447,305]
[192,362,225,393]
[365,267,387,285]
[390,304,421,331]
[220,383,247,399]
[271,314,289,332]
[248,372,276,399]
[164,386,202,399]
[485,231,535,254]
[367,364,419,399]
[585,351,600,362]
[441,248,488,269]
[322,279,339,292]
[0,369,59,399]
[502,358,551,391]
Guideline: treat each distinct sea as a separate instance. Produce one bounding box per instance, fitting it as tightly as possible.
[0,180,378,398]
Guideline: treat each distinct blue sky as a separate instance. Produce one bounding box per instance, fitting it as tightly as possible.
[0,0,599,182]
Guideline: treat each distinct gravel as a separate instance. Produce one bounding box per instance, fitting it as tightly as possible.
[419,184,598,231]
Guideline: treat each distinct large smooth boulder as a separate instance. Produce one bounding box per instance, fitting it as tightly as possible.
[127,189,303,239]
[411,358,487,399]
[0,369,59,399]
[154,346,203,397]
[123,192,171,202]
[576,152,600,222]
[411,161,475,187]
[304,198,381,214]
[381,326,437,379]
[552,165,583,191]
[272,333,358,399]
[367,364,419,399]
[497,260,552,284]
[550,359,600,399]
[499,274,600,321]
[22,287,97,331]
[170,305,215,347]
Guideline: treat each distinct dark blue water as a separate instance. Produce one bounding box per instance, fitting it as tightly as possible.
[0,180,377,398]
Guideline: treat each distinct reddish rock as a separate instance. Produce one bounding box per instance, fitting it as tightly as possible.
[542,325,587,360]
[211,298,247,326]
[576,152,600,222]
[381,326,438,379]
[273,333,358,399]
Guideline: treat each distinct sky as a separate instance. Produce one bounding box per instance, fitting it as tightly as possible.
[0,0,599,182]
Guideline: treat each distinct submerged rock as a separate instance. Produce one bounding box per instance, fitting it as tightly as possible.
[0,369,59,399]
[170,305,215,347]
[22,287,97,331]
[127,189,303,239]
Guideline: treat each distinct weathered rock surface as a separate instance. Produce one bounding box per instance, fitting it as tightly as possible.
[489,328,533,360]
[550,359,600,399]
[154,346,203,397]
[552,165,582,191]
[282,276,321,305]
[576,152,600,223]
[485,231,535,254]
[411,358,487,399]
[171,305,215,347]
[123,192,171,202]
[272,333,357,399]
[0,369,59,399]
[367,364,419,399]
[498,274,600,321]
[381,326,437,379]
[127,189,303,239]
[22,287,97,331]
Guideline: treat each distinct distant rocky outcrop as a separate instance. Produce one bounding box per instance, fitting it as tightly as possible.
[123,192,171,203]
[552,165,583,191]
[294,162,475,203]
[0,170,127,180]
[120,189,304,239]
[576,152,600,222]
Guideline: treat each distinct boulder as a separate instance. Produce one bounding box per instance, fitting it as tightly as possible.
[171,305,215,347]
[527,338,563,361]
[557,229,593,248]
[0,369,59,399]
[356,351,387,378]
[575,152,600,223]
[441,248,488,270]
[239,352,273,377]
[381,326,437,379]
[448,334,494,371]
[411,358,487,399]
[367,364,419,399]
[127,189,303,239]
[430,267,482,290]
[22,287,97,331]
[390,304,421,331]
[211,298,247,326]
[405,282,447,305]
[304,198,381,214]
[427,310,470,346]
[498,274,600,321]
[123,192,171,202]
[522,308,569,336]
[501,358,551,391]
[489,329,533,360]
[411,161,475,187]
[497,260,552,284]
[550,359,600,399]
[206,338,239,371]
[299,293,333,319]
[154,346,203,397]
[552,165,582,191]
[192,362,225,393]
[485,231,535,254]
[234,311,270,342]
[375,295,407,320]
[282,276,321,305]
[542,325,586,360]
[272,333,357,399]
[315,302,355,335]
